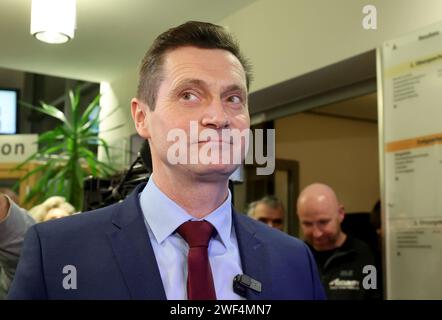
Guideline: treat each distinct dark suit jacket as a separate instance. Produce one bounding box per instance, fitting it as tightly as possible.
[8,183,325,299]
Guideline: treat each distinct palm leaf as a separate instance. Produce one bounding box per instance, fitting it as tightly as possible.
[40,102,68,124]
[38,128,64,143]
[80,93,101,126]
[16,86,119,211]
[20,101,60,121]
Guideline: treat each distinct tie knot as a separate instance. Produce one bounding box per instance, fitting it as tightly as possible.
[178,220,214,248]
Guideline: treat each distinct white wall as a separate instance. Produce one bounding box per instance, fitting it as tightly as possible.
[275,112,379,213]
[98,71,138,169]
[220,0,442,92]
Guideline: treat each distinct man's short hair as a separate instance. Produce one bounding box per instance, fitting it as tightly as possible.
[137,21,253,110]
[247,195,284,217]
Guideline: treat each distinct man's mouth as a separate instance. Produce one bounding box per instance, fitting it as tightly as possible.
[197,137,232,144]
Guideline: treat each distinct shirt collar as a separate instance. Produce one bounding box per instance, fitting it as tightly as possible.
[139,176,232,247]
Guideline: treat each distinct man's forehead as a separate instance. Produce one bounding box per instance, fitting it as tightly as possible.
[163,47,246,83]
[300,192,338,210]
[164,46,241,63]
[299,196,334,212]
[299,206,336,221]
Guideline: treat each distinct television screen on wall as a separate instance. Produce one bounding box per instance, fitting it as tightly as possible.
[0,88,18,134]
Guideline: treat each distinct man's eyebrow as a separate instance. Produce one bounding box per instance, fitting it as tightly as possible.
[221,84,247,94]
[171,78,207,93]
[170,79,247,98]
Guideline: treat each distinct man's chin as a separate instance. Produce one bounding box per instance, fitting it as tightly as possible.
[186,163,239,181]
[313,244,334,251]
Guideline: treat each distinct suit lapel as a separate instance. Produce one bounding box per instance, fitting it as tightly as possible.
[233,209,272,300]
[107,183,166,300]
[106,185,272,300]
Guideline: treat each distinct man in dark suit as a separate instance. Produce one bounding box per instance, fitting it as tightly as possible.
[9,21,325,300]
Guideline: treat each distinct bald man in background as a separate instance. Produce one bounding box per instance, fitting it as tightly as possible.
[296,183,380,300]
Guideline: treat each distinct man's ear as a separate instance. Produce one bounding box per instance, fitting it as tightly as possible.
[131,98,151,139]
[338,204,345,223]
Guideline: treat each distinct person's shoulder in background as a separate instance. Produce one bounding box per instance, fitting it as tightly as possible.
[0,193,36,299]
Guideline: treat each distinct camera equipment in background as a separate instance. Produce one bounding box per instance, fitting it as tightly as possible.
[83,140,152,211]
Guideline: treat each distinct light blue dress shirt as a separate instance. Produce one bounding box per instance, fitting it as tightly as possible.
[139,176,244,300]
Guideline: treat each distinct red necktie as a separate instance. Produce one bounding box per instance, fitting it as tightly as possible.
[177,220,217,300]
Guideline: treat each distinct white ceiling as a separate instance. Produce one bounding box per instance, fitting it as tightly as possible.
[0,0,256,82]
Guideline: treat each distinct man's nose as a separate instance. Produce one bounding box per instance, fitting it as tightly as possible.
[201,98,230,129]
[312,226,322,238]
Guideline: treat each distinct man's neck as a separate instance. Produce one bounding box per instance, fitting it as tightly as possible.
[151,170,230,219]
[335,231,347,248]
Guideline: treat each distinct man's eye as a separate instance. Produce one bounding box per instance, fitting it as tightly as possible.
[181,92,199,101]
[227,95,242,104]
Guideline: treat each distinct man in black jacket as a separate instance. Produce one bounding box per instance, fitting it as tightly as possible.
[296,183,380,300]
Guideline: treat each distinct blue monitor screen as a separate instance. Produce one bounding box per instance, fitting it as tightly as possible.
[0,89,18,134]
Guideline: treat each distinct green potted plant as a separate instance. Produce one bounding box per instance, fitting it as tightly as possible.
[16,87,119,211]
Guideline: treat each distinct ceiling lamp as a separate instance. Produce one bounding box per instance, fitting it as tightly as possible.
[30,0,76,44]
